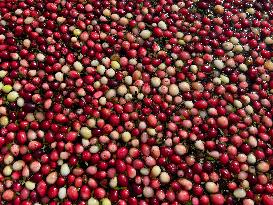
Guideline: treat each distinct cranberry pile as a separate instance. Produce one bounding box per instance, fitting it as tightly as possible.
[1,0,273,204]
